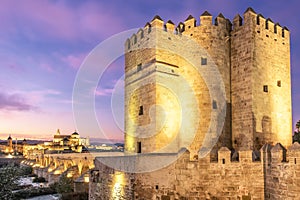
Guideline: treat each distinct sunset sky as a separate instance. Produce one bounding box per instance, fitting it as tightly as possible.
[0,0,299,141]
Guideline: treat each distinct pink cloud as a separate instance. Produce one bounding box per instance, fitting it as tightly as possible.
[0,92,36,111]
[0,89,61,112]
[95,88,114,97]
[95,78,124,97]
[61,53,88,69]
[0,1,127,42]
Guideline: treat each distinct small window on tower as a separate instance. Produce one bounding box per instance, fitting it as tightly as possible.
[212,100,217,109]
[277,80,281,87]
[139,106,143,115]
[263,85,268,93]
[137,142,141,153]
[201,57,207,65]
[137,63,142,72]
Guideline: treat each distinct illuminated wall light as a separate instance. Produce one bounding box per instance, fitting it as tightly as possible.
[54,170,61,175]
[84,176,89,183]
[111,171,125,198]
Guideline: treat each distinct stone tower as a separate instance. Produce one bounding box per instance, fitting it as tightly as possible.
[124,7,292,157]
[231,8,292,150]
[7,135,13,153]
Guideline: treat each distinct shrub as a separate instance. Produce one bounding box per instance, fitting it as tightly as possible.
[55,175,74,194]
[19,166,33,176]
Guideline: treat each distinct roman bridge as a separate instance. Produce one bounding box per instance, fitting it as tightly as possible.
[22,152,123,184]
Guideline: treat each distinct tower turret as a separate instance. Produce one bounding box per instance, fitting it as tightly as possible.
[7,134,13,153]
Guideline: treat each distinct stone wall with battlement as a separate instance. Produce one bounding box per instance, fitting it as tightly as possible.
[89,143,300,199]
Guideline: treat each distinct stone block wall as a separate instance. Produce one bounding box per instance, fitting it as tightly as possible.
[231,8,292,150]
[90,143,300,200]
[125,13,231,158]
[263,143,300,199]
[89,147,265,199]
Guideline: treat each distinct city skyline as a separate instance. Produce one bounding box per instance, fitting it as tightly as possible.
[0,0,299,141]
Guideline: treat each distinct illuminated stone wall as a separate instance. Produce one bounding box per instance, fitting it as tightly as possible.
[231,9,292,150]
[90,143,300,199]
[124,13,231,158]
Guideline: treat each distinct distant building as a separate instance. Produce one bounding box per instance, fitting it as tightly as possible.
[0,129,90,159]
[0,135,27,155]
[52,129,90,147]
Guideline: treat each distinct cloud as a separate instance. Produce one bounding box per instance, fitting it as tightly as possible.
[61,53,88,69]
[0,92,35,111]
[95,79,124,97]
[24,89,61,105]
[0,88,62,112]
[95,88,114,97]
[0,1,127,43]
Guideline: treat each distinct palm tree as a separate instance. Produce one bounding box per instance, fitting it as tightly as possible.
[296,120,300,133]
[293,120,300,143]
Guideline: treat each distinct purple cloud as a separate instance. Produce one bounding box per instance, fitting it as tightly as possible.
[0,1,127,42]
[0,92,35,111]
[61,53,88,69]
[95,88,114,97]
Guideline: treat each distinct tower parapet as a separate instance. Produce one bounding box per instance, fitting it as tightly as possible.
[125,12,235,50]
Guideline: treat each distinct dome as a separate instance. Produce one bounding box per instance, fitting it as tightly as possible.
[72,131,79,136]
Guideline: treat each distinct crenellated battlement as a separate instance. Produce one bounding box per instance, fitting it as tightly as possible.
[233,7,289,40]
[179,142,300,166]
[125,11,232,50]
[125,7,289,51]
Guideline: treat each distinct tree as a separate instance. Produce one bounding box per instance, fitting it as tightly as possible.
[0,165,19,200]
[296,120,300,133]
[293,120,300,143]
[54,175,74,194]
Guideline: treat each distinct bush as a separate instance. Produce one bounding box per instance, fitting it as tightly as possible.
[19,166,33,176]
[55,175,74,194]
[0,165,19,199]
